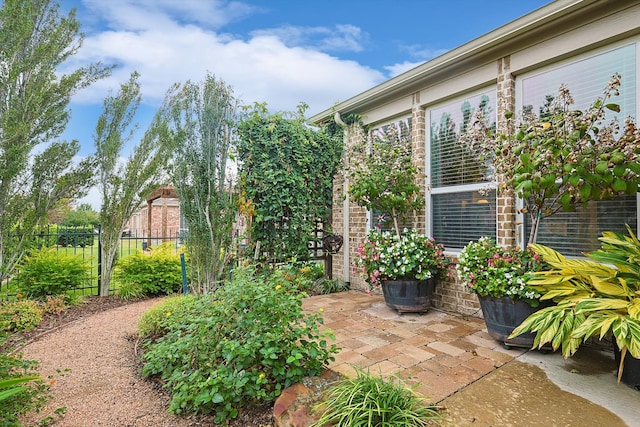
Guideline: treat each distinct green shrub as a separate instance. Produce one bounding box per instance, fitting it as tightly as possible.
[0,300,43,333]
[312,366,446,427]
[140,266,338,424]
[115,243,182,298]
[273,262,324,293]
[138,294,197,339]
[0,354,52,426]
[13,248,91,300]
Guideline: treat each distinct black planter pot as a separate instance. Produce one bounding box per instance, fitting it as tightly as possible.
[614,344,640,391]
[478,295,551,350]
[381,277,435,314]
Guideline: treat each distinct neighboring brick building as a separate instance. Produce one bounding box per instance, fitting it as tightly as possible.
[311,0,640,316]
[127,186,181,242]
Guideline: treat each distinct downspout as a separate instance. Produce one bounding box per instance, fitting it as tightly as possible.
[334,112,350,285]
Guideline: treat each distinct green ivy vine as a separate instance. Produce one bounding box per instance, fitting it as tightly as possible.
[237,103,344,263]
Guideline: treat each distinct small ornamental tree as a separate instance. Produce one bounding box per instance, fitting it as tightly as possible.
[462,73,640,245]
[347,121,422,238]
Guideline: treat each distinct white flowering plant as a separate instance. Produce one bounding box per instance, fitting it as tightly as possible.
[457,237,544,307]
[355,229,449,291]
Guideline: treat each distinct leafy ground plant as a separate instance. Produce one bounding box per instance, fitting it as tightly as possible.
[311,366,447,426]
[140,265,338,424]
[0,354,54,427]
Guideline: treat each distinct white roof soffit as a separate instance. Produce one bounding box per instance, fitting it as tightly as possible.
[309,0,609,124]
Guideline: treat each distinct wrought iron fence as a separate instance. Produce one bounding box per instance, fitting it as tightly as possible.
[3,227,183,297]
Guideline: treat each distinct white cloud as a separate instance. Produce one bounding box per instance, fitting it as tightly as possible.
[81,0,257,31]
[384,61,425,78]
[251,24,367,53]
[63,3,384,116]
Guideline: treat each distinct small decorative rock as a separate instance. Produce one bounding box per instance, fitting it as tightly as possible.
[273,370,343,427]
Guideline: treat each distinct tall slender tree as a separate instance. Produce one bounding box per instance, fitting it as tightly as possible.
[94,72,173,296]
[165,73,239,294]
[0,0,112,282]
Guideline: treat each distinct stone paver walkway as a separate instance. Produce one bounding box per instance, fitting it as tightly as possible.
[303,290,524,402]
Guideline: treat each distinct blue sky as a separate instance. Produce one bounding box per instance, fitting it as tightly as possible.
[57,0,551,207]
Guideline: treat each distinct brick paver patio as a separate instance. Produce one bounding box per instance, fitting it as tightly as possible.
[303,290,527,403]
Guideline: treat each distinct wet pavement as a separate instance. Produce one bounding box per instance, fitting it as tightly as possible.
[302,291,640,426]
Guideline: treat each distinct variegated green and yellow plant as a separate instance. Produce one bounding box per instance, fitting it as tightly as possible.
[510,225,640,381]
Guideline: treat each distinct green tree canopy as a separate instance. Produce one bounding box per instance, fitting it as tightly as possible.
[94,72,173,296]
[165,73,239,294]
[0,0,112,281]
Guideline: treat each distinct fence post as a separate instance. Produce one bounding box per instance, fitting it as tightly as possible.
[180,253,188,294]
[97,226,102,296]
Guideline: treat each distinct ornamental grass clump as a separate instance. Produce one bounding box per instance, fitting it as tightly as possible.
[457,237,544,306]
[355,229,449,291]
[311,366,447,427]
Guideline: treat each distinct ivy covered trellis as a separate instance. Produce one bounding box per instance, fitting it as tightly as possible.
[237,103,343,263]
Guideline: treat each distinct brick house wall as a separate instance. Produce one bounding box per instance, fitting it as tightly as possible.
[316,0,640,317]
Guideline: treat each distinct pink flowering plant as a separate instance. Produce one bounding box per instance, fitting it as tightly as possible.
[457,237,545,306]
[355,229,449,291]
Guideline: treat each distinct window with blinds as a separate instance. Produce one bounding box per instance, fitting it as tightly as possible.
[519,42,638,254]
[368,117,412,231]
[428,91,497,249]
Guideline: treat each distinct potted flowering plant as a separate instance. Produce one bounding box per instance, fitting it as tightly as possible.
[459,74,640,348]
[356,229,449,313]
[457,237,547,348]
[346,120,449,313]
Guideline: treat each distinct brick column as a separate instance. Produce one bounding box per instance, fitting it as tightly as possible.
[496,56,518,248]
[412,92,427,234]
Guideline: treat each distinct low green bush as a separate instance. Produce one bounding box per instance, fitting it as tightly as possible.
[13,248,91,300]
[312,366,447,426]
[272,262,327,293]
[56,226,95,247]
[137,294,197,339]
[115,243,182,298]
[0,300,43,333]
[140,266,338,424]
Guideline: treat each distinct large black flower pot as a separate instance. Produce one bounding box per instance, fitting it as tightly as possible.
[614,344,640,391]
[381,278,435,314]
[478,295,550,350]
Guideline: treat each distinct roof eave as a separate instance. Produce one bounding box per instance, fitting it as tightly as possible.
[309,0,598,124]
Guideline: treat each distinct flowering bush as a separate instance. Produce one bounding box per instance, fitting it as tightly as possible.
[457,237,544,306]
[355,229,449,290]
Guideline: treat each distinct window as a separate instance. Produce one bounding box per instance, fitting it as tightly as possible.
[518,43,638,255]
[428,91,497,249]
[368,117,412,231]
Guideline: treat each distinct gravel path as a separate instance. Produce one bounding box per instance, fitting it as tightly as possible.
[18,298,208,427]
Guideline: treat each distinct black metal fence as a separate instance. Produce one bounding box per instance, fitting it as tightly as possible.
[3,227,183,297]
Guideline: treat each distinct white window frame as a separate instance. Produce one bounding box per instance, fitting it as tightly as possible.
[425,87,498,252]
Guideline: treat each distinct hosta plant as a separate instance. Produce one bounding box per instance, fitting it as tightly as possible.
[510,225,640,381]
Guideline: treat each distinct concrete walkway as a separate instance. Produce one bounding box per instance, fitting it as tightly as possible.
[302,291,640,426]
